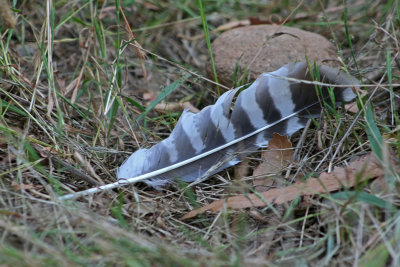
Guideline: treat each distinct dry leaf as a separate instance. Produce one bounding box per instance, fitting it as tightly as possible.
[233,159,250,181]
[154,101,200,113]
[136,0,160,11]
[249,16,283,25]
[214,20,250,32]
[252,133,293,191]
[143,92,157,102]
[181,153,384,220]
[345,89,366,113]
[182,102,200,113]
[12,182,36,191]
[345,102,359,114]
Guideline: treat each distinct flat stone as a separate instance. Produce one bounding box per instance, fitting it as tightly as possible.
[207,25,337,87]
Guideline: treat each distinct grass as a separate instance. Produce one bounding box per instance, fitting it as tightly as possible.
[1,0,400,266]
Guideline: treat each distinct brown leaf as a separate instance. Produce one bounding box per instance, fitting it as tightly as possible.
[11,182,36,190]
[214,20,250,32]
[181,153,384,220]
[249,16,283,25]
[233,159,250,181]
[252,133,293,191]
[138,0,160,11]
[154,101,200,113]
[182,102,200,113]
[345,88,366,113]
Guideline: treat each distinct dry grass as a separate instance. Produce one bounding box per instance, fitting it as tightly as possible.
[1,0,400,266]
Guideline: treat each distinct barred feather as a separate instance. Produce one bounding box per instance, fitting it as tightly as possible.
[117,62,358,189]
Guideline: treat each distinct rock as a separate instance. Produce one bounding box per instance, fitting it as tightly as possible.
[207,25,338,87]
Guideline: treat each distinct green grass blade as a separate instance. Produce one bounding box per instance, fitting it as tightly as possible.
[360,239,393,267]
[343,5,359,70]
[56,92,88,120]
[138,73,191,122]
[0,99,28,117]
[123,96,145,112]
[332,191,397,211]
[55,2,90,31]
[197,0,220,95]
[365,106,383,160]
[107,101,120,138]
[93,16,106,60]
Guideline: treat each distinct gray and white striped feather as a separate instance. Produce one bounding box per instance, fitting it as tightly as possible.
[117,62,358,189]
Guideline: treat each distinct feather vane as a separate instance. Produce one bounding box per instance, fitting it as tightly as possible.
[60,62,359,200]
[117,62,358,188]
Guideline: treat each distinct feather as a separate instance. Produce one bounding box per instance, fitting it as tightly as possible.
[117,62,358,189]
[59,62,359,200]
